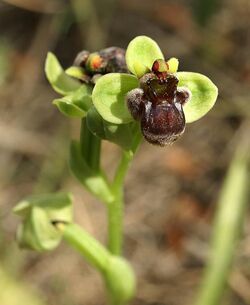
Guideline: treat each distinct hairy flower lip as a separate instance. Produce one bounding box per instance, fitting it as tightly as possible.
[126,69,191,146]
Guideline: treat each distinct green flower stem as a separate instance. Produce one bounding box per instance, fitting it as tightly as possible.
[89,133,101,172]
[113,151,133,193]
[80,118,101,172]
[59,222,110,273]
[107,126,142,255]
[57,222,136,305]
[80,118,91,160]
[194,150,249,305]
[107,151,132,255]
[107,194,124,256]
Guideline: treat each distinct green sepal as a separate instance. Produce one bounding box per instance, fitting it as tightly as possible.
[45,52,82,95]
[177,72,218,123]
[53,97,86,117]
[86,107,134,151]
[92,73,139,124]
[126,36,164,78]
[13,193,73,252]
[65,66,86,79]
[69,141,114,204]
[53,85,92,118]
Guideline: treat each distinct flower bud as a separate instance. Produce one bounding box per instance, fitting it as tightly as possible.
[13,193,73,252]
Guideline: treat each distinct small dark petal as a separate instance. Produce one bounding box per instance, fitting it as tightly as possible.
[139,73,158,101]
[150,75,178,103]
[73,50,90,67]
[139,73,180,104]
[139,73,157,88]
[126,88,145,120]
[176,87,192,105]
[141,102,185,146]
[165,75,179,97]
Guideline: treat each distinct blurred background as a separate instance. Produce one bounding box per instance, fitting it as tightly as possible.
[0,0,250,304]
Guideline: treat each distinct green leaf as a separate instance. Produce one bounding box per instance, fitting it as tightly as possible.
[45,52,82,95]
[126,36,164,77]
[195,149,249,305]
[53,85,92,118]
[177,72,218,123]
[69,141,114,204]
[13,192,73,252]
[92,73,139,124]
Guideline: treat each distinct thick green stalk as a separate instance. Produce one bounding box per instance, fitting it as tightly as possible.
[194,151,249,305]
[107,193,124,256]
[107,151,132,255]
[80,118,90,160]
[59,222,136,305]
[89,134,101,172]
[60,223,110,273]
[107,126,142,255]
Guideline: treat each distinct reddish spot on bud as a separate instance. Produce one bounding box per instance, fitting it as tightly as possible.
[91,55,103,70]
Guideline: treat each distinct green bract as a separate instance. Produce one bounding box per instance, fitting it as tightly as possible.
[13,193,73,252]
[92,73,139,124]
[126,36,164,78]
[177,72,218,123]
[65,66,86,80]
[45,52,81,95]
[69,141,114,204]
[53,85,92,118]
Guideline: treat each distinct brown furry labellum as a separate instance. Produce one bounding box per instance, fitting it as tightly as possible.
[126,60,191,146]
